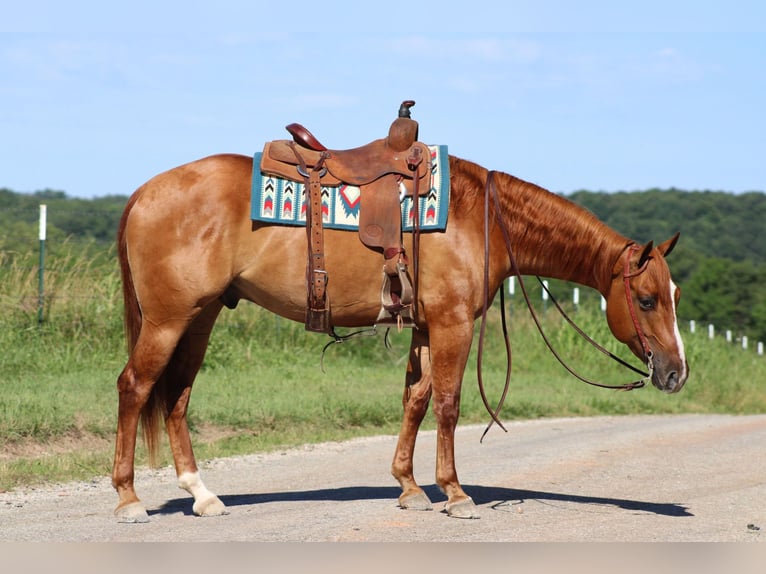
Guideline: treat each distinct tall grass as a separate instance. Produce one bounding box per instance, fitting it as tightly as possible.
[1,246,765,490]
[0,245,123,443]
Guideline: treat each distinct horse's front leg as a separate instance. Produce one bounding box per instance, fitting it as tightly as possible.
[391,329,434,511]
[391,322,478,518]
[430,320,479,518]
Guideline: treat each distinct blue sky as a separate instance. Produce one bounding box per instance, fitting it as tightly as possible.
[2,1,764,198]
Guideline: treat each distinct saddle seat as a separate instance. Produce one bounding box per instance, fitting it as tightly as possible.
[258,101,433,334]
[260,101,431,193]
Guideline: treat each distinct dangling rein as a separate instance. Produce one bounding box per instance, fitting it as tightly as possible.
[476,171,653,440]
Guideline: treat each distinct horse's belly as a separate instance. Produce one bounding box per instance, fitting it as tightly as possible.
[236,227,387,327]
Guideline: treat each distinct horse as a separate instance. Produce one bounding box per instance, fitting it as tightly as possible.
[111,153,688,522]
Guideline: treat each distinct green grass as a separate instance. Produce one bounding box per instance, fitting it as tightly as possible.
[1,247,765,491]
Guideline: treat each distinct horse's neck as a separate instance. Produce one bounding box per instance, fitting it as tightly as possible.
[497,173,630,295]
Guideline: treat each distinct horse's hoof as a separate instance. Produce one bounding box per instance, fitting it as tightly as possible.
[193,495,229,517]
[445,496,480,519]
[115,501,150,523]
[398,490,433,511]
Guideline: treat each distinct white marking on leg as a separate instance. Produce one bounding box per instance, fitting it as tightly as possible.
[669,280,687,381]
[178,471,214,501]
[178,470,228,516]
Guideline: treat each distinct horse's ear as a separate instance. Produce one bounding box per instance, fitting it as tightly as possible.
[638,241,654,268]
[657,232,680,257]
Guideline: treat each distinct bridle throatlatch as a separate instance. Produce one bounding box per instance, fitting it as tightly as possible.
[477,172,654,440]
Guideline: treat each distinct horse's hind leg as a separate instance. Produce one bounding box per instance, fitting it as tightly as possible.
[112,321,188,523]
[163,301,227,517]
[391,329,434,510]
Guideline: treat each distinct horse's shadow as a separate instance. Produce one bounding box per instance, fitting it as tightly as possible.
[150,484,692,518]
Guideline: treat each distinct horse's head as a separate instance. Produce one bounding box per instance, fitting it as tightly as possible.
[605,232,688,393]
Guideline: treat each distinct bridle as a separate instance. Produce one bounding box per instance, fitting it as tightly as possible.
[622,243,655,379]
[477,171,654,438]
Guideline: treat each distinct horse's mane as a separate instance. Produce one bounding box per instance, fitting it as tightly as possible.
[448,155,631,290]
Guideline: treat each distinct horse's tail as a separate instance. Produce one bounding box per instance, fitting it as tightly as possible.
[118,194,141,356]
[118,191,163,465]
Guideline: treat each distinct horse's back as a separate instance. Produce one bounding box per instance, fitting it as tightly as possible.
[131,153,252,206]
[126,153,254,235]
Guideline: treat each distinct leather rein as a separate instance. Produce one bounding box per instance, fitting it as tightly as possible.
[477,171,654,438]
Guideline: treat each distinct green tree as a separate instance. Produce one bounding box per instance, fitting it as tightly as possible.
[680,257,766,337]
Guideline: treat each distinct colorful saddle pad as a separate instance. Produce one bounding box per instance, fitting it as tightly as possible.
[251,145,449,232]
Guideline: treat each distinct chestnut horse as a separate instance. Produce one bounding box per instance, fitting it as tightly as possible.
[111,154,688,522]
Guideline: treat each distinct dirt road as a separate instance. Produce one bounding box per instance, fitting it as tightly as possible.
[2,414,765,542]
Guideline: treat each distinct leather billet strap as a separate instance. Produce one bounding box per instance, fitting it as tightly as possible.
[307,166,327,310]
[290,142,331,333]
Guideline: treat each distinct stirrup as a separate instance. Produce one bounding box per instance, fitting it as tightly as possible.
[375,261,415,330]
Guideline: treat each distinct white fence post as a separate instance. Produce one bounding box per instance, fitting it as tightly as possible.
[38,204,47,326]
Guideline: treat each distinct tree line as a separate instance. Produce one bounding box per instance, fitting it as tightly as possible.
[2,185,766,340]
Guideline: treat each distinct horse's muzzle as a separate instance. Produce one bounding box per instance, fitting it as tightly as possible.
[652,360,688,394]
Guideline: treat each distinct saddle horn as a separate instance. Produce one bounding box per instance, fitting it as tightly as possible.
[388,100,419,152]
[398,100,415,118]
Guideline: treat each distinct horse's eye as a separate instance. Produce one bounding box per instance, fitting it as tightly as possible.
[638,297,656,311]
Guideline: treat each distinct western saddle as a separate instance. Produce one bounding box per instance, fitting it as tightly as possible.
[259,100,432,333]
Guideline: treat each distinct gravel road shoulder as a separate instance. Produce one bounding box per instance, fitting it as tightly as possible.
[2,414,765,542]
